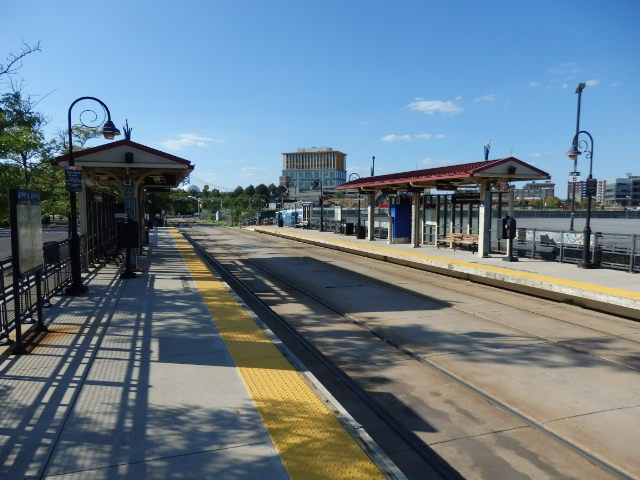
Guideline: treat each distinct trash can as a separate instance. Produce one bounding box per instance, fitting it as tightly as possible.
[43,241,60,264]
[356,225,366,239]
[345,222,354,235]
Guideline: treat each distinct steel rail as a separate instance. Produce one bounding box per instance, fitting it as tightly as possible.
[181,230,464,480]
[183,227,633,480]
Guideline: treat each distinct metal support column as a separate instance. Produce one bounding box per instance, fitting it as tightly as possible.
[478,182,492,257]
[367,193,375,241]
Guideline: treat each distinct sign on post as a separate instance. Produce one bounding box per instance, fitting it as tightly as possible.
[569,171,581,183]
[10,190,44,276]
[65,166,83,192]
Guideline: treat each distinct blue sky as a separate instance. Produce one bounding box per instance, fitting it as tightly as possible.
[3,0,639,198]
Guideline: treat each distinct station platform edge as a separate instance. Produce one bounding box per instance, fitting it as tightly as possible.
[250,226,640,321]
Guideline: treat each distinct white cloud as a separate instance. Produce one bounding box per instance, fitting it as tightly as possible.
[159,133,222,151]
[586,79,599,87]
[382,134,412,142]
[408,98,463,115]
[549,62,582,75]
[473,93,497,104]
[529,82,541,88]
[529,151,555,158]
[383,133,445,142]
[610,81,622,88]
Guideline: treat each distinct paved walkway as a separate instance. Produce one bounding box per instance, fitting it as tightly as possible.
[0,228,391,480]
[251,226,640,320]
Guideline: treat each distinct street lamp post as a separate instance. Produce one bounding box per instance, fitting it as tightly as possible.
[569,83,586,231]
[66,97,120,294]
[567,130,595,269]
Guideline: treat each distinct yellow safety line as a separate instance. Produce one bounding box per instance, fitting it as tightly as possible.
[257,227,640,301]
[170,229,384,480]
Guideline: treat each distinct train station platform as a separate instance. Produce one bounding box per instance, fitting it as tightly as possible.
[251,226,640,320]
[0,228,397,480]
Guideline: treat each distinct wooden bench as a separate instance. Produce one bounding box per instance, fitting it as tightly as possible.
[437,233,478,252]
[437,233,463,249]
[459,234,479,252]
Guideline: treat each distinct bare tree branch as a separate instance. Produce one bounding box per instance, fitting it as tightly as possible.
[0,41,42,79]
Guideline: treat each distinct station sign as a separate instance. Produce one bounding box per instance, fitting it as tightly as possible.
[569,171,581,183]
[65,166,83,192]
[452,192,480,204]
[436,181,457,191]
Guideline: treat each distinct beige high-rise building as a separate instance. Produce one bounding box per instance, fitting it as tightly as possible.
[280,147,347,192]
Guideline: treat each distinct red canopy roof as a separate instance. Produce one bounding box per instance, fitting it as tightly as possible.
[338,157,550,191]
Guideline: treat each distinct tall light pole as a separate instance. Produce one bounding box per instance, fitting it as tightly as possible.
[569,83,586,231]
[370,156,375,176]
[567,130,595,268]
[66,97,120,294]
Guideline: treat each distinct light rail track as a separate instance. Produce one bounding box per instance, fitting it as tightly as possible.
[182,230,464,480]
[179,224,640,479]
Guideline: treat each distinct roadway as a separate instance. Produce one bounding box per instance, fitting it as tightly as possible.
[180,223,640,479]
[0,225,69,259]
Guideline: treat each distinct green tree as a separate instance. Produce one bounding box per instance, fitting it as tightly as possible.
[255,183,268,197]
[0,163,23,224]
[545,196,561,209]
[0,88,52,187]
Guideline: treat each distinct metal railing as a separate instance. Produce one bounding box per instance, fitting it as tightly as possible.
[507,228,640,273]
[0,239,74,347]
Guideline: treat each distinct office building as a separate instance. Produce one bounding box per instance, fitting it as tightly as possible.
[515,180,556,202]
[603,174,640,207]
[281,147,347,192]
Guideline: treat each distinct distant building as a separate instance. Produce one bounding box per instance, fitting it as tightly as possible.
[281,147,347,193]
[595,179,607,206]
[566,178,606,204]
[603,174,640,207]
[515,181,555,202]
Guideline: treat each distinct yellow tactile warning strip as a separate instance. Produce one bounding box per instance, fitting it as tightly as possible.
[170,229,384,480]
[257,227,640,301]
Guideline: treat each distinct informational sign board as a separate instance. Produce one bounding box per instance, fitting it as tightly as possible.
[569,171,581,183]
[452,192,481,204]
[65,166,83,192]
[10,190,44,276]
[124,184,135,215]
[334,206,342,222]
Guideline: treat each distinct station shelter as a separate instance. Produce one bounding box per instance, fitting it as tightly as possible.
[337,157,550,257]
[53,139,194,265]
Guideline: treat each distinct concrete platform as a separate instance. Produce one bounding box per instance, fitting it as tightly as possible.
[0,228,390,480]
[251,226,640,320]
